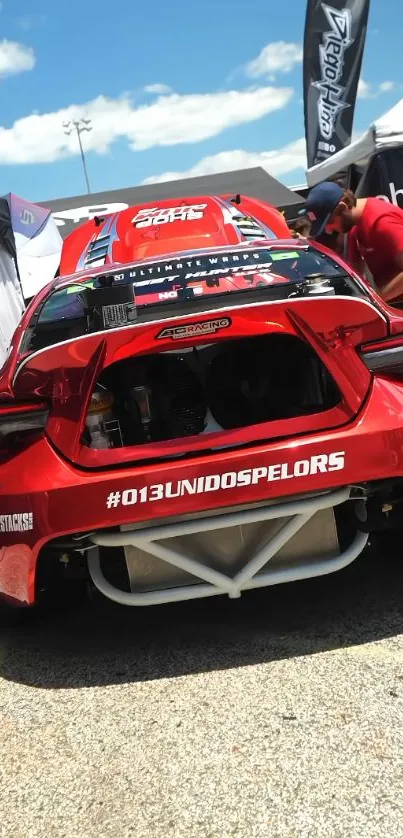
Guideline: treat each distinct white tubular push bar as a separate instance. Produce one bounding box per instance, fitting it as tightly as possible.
[87,487,368,606]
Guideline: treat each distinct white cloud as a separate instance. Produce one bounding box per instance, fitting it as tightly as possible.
[0,86,294,164]
[131,87,293,150]
[142,138,307,185]
[245,41,303,77]
[15,14,47,31]
[143,83,172,95]
[358,78,396,99]
[379,80,395,93]
[357,79,372,99]
[0,39,35,78]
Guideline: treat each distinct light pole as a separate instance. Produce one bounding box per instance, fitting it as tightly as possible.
[63,118,93,194]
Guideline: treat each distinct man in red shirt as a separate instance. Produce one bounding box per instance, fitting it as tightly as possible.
[304,181,403,304]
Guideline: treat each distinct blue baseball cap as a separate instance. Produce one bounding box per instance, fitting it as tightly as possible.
[302,182,344,238]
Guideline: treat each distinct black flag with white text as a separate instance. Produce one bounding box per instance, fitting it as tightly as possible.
[303,0,371,169]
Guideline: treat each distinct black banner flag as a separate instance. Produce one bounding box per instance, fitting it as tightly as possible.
[303,0,371,169]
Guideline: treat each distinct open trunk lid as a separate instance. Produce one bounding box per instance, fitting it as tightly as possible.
[11,294,387,469]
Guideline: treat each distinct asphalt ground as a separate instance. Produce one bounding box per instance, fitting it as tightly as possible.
[1,537,403,838]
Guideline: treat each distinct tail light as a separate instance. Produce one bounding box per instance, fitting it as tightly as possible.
[0,402,49,442]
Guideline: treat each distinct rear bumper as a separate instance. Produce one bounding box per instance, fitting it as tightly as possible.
[1,376,403,605]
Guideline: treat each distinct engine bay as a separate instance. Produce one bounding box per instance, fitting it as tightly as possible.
[83,334,340,450]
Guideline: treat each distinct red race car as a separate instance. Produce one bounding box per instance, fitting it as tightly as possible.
[1,192,403,610]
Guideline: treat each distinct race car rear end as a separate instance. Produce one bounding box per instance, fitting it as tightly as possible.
[2,231,403,609]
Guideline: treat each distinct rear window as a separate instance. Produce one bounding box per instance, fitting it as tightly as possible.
[39,245,362,324]
[19,245,366,354]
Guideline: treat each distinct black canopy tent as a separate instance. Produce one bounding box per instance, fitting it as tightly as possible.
[38,167,306,238]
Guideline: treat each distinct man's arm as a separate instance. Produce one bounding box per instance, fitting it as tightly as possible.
[372,217,403,302]
[346,230,365,276]
[350,256,366,276]
[379,253,403,301]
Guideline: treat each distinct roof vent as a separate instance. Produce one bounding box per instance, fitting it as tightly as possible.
[232,213,272,242]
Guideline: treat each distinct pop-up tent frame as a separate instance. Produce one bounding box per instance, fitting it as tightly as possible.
[306,98,403,205]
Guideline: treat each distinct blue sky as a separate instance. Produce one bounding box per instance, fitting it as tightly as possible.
[0,0,401,203]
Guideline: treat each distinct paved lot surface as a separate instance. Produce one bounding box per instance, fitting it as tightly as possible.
[1,540,403,838]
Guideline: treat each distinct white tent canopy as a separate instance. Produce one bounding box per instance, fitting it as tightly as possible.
[0,193,63,369]
[3,193,63,300]
[0,250,24,369]
[307,98,403,187]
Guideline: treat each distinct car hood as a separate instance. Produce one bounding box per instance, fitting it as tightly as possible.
[58,194,291,276]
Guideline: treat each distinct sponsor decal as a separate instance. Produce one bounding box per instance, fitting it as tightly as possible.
[314,3,352,143]
[166,262,276,282]
[158,290,179,301]
[105,452,345,509]
[0,513,34,533]
[125,250,298,287]
[157,286,204,301]
[52,203,129,228]
[271,251,300,261]
[131,204,207,229]
[84,248,303,297]
[20,209,35,226]
[156,317,231,341]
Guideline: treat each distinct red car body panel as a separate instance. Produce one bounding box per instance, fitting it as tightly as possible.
[2,375,403,605]
[12,296,381,467]
[2,193,403,607]
[58,195,290,276]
